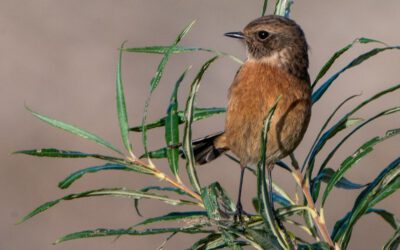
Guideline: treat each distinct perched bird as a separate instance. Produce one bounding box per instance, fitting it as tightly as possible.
[192,15,311,216]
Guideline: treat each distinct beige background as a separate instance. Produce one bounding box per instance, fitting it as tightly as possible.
[1,1,399,249]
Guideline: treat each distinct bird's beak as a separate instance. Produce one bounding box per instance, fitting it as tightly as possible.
[224,31,245,39]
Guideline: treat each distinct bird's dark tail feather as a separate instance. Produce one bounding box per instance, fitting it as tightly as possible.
[181,131,227,165]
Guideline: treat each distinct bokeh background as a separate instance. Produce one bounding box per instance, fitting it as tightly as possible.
[1,1,399,249]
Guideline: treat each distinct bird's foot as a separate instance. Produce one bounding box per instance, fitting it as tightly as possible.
[233,202,250,224]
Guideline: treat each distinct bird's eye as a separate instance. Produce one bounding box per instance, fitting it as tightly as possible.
[257,31,269,40]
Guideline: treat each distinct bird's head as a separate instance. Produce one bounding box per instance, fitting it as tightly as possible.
[225,15,309,78]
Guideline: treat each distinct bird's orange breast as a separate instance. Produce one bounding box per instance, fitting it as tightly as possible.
[220,61,311,165]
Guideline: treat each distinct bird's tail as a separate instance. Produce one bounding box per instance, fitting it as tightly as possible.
[181,131,227,165]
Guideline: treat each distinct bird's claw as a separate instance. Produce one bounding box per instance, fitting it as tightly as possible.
[233,202,250,223]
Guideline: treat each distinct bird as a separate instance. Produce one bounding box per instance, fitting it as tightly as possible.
[191,15,312,217]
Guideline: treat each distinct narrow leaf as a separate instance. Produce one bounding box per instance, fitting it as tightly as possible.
[55,227,213,244]
[123,45,243,64]
[312,46,400,104]
[261,0,268,16]
[130,107,225,132]
[314,167,367,190]
[134,186,190,216]
[135,211,207,227]
[246,228,281,250]
[312,37,385,88]
[14,148,120,159]
[366,208,399,230]
[298,242,331,250]
[318,107,400,177]
[201,182,236,220]
[26,107,122,155]
[276,205,313,219]
[141,21,196,156]
[274,0,293,17]
[306,117,363,180]
[322,128,400,205]
[305,83,400,182]
[302,94,360,172]
[18,188,197,224]
[157,232,178,250]
[221,230,243,250]
[58,163,153,189]
[186,233,222,250]
[165,68,189,178]
[116,41,132,153]
[383,228,400,250]
[124,46,201,54]
[139,147,167,159]
[257,96,289,249]
[14,148,151,175]
[183,56,219,193]
[334,157,400,248]
[150,21,195,92]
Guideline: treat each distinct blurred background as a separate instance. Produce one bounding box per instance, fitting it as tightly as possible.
[1,0,399,249]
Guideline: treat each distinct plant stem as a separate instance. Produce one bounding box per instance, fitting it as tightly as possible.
[292,168,336,248]
[127,156,203,204]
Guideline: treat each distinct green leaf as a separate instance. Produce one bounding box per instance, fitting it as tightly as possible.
[139,147,167,159]
[55,227,213,244]
[332,207,399,242]
[134,186,190,216]
[201,182,236,220]
[322,128,400,205]
[312,38,385,89]
[165,68,189,178]
[383,228,400,250]
[123,45,243,64]
[318,107,400,179]
[150,20,195,93]
[124,46,201,54]
[312,46,400,104]
[276,205,313,219]
[130,107,225,132]
[15,148,118,159]
[302,94,359,172]
[261,0,268,16]
[366,208,399,230]
[306,117,363,182]
[334,157,400,248]
[368,176,400,210]
[274,0,293,17]
[257,96,289,249]
[303,210,319,240]
[246,228,281,250]
[221,230,243,250]
[305,83,400,182]
[156,232,178,250]
[18,188,197,224]
[183,56,219,193]
[135,211,208,227]
[186,233,222,250]
[58,163,153,189]
[252,192,293,212]
[141,20,196,156]
[282,219,314,237]
[313,167,367,191]
[26,107,123,155]
[139,186,189,196]
[15,148,153,175]
[298,242,331,250]
[116,41,132,154]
